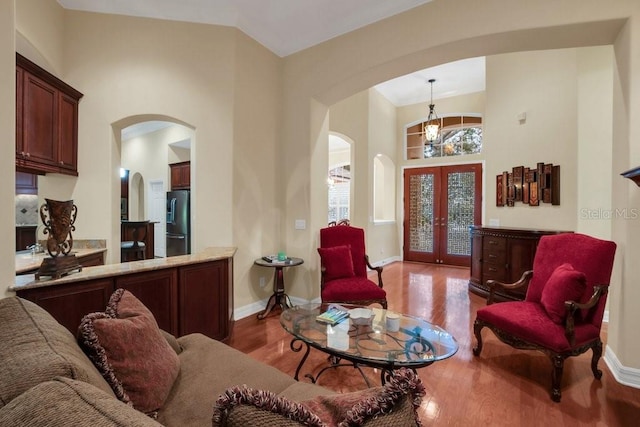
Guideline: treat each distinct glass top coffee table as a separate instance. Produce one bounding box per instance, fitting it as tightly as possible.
[280,303,458,386]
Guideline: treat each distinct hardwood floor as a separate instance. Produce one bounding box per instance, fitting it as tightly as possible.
[227,261,640,426]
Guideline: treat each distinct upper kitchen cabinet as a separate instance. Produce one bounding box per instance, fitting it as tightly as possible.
[16,53,83,176]
[170,161,190,190]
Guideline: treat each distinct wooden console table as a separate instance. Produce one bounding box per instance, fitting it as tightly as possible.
[469,226,571,301]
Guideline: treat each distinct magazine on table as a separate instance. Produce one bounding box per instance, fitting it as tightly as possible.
[316,304,350,325]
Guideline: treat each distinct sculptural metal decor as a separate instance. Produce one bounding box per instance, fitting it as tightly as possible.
[36,199,82,279]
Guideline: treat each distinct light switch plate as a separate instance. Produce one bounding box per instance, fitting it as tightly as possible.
[295,219,306,230]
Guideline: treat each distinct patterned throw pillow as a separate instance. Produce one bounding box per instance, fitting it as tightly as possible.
[78,289,180,416]
[317,245,356,281]
[212,368,426,426]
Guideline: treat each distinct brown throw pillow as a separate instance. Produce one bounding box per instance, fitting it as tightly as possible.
[78,289,180,416]
[212,368,425,426]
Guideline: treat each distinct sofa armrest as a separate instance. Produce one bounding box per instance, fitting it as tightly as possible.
[0,377,163,427]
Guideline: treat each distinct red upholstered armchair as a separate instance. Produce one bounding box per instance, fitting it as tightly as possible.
[473,233,616,402]
[318,225,387,308]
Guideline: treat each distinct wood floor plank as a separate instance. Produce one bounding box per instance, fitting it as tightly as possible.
[227,261,640,426]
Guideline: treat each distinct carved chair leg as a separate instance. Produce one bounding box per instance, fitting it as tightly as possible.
[591,339,603,380]
[472,320,484,356]
[551,354,565,402]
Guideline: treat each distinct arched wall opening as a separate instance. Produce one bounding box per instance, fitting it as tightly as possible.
[111,114,195,261]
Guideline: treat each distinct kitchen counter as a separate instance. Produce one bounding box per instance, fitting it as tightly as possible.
[11,247,237,292]
[16,247,107,275]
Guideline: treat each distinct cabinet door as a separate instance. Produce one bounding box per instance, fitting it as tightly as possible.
[115,269,178,335]
[22,71,58,167]
[170,162,190,190]
[16,67,23,155]
[179,260,229,340]
[17,279,113,334]
[57,92,79,173]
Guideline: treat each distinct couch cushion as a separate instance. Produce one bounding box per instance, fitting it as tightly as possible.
[0,377,162,427]
[540,263,586,324]
[78,289,180,415]
[0,297,114,408]
[157,333,334,427]
[318,245,356,281]
[212,368,425,426]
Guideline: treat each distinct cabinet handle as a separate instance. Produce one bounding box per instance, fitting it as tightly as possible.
[488,267,497,272]
[25,152,30,158]
[489,240,498,245]
[488,254,497,259]
[59,161,64,165]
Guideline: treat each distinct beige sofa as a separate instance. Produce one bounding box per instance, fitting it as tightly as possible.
[0,296,424,426]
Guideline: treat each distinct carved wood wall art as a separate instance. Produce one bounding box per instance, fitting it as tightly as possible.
[497,163,559,207]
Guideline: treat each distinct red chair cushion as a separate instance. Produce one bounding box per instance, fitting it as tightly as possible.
[476,302,600,352]
[318,245,355,281]
[321,277,386,302]
[540,263,586,324]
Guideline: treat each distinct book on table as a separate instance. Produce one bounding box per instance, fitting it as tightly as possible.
[316,305,350,325]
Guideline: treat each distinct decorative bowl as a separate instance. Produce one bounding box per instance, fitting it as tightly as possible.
[349,308,374,325]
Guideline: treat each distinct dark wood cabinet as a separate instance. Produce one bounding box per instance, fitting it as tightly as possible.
[170,161,190,190]
[16,53,82,176]
[16,279,113,334]
[15,226,37,251]
[469,226,571,301]
[179,260,233,340]
[16,257,234,341]
[116,270,179,336]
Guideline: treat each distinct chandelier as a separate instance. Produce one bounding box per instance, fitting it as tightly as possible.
[423,78,440,145]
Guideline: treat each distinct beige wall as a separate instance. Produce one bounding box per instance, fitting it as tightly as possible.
[3,0,640,376]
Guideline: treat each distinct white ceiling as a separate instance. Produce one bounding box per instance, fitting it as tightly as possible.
[59,0,485,135]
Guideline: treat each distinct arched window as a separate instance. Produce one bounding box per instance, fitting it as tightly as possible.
[373,154,395,222]
[328,134,351,224]
[406,114,482,160]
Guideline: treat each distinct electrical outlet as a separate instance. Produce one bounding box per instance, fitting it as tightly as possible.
[259,277,266,288]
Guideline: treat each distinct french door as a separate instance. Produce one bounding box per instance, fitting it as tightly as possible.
[403,163,482,266]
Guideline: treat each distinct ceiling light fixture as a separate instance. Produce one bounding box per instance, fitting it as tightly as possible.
[424,78,440,145]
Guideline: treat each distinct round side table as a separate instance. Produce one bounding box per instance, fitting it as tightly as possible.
[254,257,304,319]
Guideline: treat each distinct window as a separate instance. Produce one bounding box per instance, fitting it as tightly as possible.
[328,134,352,224]
[406,115,483,160]
[328,164,350,223]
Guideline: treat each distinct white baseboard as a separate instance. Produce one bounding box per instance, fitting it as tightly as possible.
[234,296,321,320]
[370,256,401,268]
[604,345,640,389]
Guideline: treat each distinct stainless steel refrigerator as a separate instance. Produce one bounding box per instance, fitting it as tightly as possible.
[166,190,191,257]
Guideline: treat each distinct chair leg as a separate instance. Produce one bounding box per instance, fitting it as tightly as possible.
[551,354,565,402]
[472,320,484,356]
[591,339,603,380]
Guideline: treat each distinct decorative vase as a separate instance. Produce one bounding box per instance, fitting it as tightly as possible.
[39,199,77,257]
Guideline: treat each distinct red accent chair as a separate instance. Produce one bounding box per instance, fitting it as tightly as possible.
[473,233,616,402]
[318,225,387,308]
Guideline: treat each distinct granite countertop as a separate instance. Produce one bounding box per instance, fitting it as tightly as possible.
[11,247,237,292]
[16,247,107,275]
